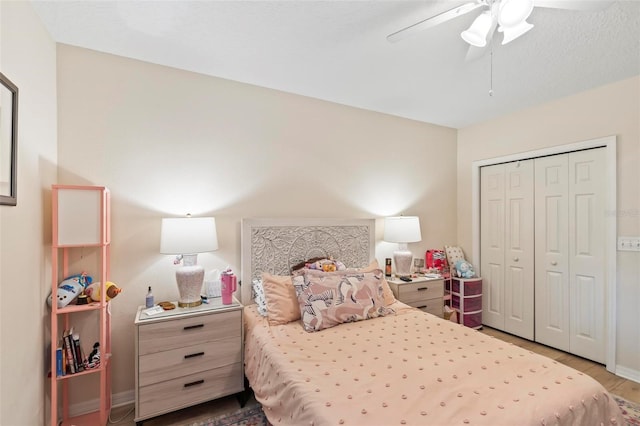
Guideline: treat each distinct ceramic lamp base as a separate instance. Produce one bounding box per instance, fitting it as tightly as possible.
[393,249,413,276]
[175,264,204,308]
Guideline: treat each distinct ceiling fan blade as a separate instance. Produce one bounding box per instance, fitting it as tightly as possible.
[534,0,614,11]
[387,1,485,43]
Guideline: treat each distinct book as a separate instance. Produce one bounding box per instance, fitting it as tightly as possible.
[72,333,84,372]
[56,347,64,377]
[62,329,76,374]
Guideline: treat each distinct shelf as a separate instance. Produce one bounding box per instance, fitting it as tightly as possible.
[56,302,104,314]
[55,358,110,381]
[50,185,111,426]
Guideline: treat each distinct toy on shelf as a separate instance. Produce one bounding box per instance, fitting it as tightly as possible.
[86,342,100,369]
[47,273,93,308]
[84,281,122,302]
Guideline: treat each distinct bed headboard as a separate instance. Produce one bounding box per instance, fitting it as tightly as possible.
[240,218,375,305]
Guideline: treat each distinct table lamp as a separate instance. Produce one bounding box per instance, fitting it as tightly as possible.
[160,215,218,307]
[384,216,422,277]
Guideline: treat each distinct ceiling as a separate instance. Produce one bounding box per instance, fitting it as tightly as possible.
[31,0,640,129]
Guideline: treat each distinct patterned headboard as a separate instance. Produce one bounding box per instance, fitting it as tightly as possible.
[240,218,375,305]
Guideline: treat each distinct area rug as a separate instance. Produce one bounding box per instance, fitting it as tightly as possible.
[196,396,640,426]
[613,394,640,426]
[192,403,269,426]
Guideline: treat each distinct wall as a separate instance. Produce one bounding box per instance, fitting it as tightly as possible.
[0,1,58,425]
[56,45,458,409]
[457,76,640,379]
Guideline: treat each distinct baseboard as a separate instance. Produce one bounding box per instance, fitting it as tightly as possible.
[616,365,640,384]
[68,389,134,417]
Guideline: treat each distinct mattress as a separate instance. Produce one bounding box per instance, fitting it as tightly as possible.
[244,303,623,426]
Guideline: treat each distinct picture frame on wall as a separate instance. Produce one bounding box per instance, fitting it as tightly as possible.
[0,72,18,206]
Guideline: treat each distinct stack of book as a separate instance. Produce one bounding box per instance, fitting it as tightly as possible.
[56,327,86,376]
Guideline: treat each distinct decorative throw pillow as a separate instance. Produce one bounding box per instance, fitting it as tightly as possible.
[261,273,300,325]
[294,268,394,332]
[444,246,466,277]
[252,279,268,317]
[360,259,397,306]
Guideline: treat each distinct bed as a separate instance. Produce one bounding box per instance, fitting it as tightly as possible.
[241,218,623,425]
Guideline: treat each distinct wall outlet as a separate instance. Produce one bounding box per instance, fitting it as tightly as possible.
[617,236,640,252]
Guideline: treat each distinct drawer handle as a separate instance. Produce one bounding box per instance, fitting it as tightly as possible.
[183,324,204,331]
[184,352,205,359]
[417,305,427,309]
[184,379,204,388]
[417,287,428,291]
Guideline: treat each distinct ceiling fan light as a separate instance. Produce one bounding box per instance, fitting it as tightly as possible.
[461,10,493,47]
[498,0,534,28]
[501,20,534,44]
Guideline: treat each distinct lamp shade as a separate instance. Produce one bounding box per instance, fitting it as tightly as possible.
[384,216,422,243]
[160,217,218,254]
[461,10,493,47]
[498,0,534,29]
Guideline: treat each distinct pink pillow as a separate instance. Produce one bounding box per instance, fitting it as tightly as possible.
[261,273,300,326]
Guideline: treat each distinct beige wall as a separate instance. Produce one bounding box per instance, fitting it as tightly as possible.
[56,44,458,409]
[457,76,640,378]
[0,1,58,425]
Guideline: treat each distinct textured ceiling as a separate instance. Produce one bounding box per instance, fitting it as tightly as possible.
[31,0,640,129]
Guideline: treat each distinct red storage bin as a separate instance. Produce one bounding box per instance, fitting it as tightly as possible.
[452,277,482,295]
[460,311,482,329]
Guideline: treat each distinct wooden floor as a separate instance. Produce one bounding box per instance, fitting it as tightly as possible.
[110,326,639,425]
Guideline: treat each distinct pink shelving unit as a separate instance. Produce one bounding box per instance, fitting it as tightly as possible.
[50,185,112,426]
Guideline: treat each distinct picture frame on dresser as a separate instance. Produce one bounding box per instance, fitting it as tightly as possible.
[0,72,18,206]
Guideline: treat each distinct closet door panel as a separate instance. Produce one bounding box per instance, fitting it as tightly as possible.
[481,164,505,329]
[568,149,606,362]
[535,155,570,351]
[504,160,534,339]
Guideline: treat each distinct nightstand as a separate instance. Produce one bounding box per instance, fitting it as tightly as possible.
[134,298,244,424]
[387,277,444,317]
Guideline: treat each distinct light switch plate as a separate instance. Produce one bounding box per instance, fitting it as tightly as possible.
[617,236,640,252]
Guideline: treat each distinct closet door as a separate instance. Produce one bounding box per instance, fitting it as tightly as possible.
[480,164,506,330]
[568,149,606,362]
[503,160,534,339]
[534,154,570,351]
[534,147,606,361]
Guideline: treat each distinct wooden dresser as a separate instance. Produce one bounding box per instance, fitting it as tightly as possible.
[134,299,243,424]
[387,277,444,317]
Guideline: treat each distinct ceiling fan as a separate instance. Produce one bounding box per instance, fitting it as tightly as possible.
[387,0,613,50]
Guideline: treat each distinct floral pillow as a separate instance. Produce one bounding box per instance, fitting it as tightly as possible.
[444,245,466,277]
[252,278,268,316]
[293,268,394,332]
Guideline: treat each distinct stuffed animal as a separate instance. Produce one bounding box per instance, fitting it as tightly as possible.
[84,281,122,302]
[455,260,476,279]
[47,273,93,308]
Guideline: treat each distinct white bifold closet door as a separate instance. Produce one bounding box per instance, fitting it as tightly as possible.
[481,148,606,363]
[481,160,535,340]
[535,149,606,362]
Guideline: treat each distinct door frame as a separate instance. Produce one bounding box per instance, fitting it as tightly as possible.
[471,135,617,373]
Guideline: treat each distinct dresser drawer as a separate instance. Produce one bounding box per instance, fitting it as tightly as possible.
[138,362,243,419]
[139,335,242,386]
[396,280,443,304]
[405,298,443,317]
[139,310,241,355]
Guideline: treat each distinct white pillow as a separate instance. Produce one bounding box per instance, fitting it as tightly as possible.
[252,278,268,316]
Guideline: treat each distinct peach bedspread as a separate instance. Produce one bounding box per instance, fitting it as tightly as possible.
[244,303,623,425]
